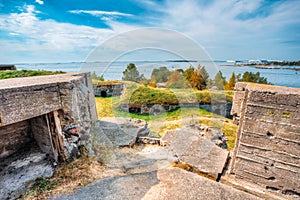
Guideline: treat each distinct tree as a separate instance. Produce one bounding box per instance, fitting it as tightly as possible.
[184,65,208,90]
[225,72,236,90]
[238,71,268,84]
[214,71,227,90]
[183,66,194,83]
[199,65,209,84]
[167,70,185,88]
[91,71,104,81]
[149,76,157,87]
[122,63,143,82]
[191,67,206,90]
[151,67,171,83]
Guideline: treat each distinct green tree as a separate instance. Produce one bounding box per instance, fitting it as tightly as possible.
[91,71,104,81]
[122,63,143,82]
[225,72,236,90]
[199,65,209,84]
[238,71,268,84]
[151,67,171,83]
[214,71,227,90]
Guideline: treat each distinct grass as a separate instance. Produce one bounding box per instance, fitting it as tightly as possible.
[95,96,237,150]
[120,82,233,105]
[22,156,123,199]
[0,69,65,80]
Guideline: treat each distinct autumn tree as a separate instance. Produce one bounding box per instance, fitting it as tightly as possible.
[183,66,194,84]
[184,65,209,90]
[225,72,236,90]
[122,63,143,83]
[149,76,157,87]
[167,70,185,88]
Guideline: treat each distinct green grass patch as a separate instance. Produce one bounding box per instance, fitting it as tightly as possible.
[95,81,236,149]
[95,96,237,149]
[0,69,65,80]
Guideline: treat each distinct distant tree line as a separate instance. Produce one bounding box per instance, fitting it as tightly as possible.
[122,63,270,90]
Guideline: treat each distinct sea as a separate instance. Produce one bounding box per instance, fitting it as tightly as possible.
[15,61,300,88]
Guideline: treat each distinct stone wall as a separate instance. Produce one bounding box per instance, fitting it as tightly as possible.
[229,82,300,199]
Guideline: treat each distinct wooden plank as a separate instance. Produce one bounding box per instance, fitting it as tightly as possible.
[53,110,65,161]
[45,113,58,162]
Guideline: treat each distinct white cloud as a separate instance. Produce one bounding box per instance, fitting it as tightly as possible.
[142,0,300,59]
[69,10,133,17]
[1,1,299,63]
[35,0,44,5]
[0,5,121,62]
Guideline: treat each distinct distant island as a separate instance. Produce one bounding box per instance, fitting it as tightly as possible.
[223,60,300,66]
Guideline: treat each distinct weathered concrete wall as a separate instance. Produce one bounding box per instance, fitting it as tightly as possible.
[31,115,54,158]
[0,73,97,161]
[0,120,31,159]
[229,82,300,199]
[94,83,124,97]
[120,102,232,117]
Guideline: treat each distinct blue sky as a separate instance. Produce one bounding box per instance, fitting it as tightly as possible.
[0,0,299,63]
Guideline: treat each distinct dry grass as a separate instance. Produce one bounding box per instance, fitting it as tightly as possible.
[172,162,216,181]
[21,156,124,200]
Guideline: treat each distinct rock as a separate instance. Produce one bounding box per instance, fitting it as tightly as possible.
[56,168,261,200]
[161,127,229,178]
[0,145,54,200]
[186,124,228,149]
[96,118,140,147]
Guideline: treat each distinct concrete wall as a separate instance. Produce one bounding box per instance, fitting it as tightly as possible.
[120,102,232,117]
[0,120,31,159]
[229,82,300,199]
[0,73,97,161]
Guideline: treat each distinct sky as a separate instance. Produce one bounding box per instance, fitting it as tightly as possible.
[0,0,299,63]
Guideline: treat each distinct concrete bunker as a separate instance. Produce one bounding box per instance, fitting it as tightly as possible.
[0,72,97,199]
[0,110,65,163]
[224,82,300,200]
[94,83,124,97]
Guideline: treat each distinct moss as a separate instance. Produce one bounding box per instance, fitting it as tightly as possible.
[0,69,65,80]
[118,81,234,105]
[281,112,291,118]
[269,110,275,116]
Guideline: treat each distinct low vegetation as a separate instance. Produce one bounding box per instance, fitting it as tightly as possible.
[121,63,271,91]
[22,156,110,199]
[0,69,65,80]
[120,82,233,105]
[95,94,237,150]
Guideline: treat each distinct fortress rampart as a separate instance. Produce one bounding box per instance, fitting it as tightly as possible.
[227,82,300,199]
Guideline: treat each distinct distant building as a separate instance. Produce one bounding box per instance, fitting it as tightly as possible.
[0,65,16,70]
